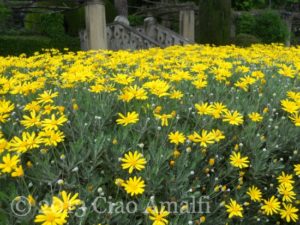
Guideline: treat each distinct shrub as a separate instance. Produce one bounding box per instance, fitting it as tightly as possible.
[128,15,144,26]
[24,0,69,33]
[24,12,42,33]
[64,7,86,36]
[25,12,65,38]
[235,33,261,46]
[233,0,266,10]
[233,0,255,10]
[235,10,290,44]
[104,0,117,23]
[40,13,65,39]
[0,35,51,56]
[236,13,256,35]
[0,35,80,56]
[254,10,289,44]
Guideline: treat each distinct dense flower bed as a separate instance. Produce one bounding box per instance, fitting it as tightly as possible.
[0,44,299,225]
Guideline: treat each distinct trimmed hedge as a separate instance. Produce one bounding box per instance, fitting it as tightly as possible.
[0,35,80,56]
[235,33,261,47]
[235,10,289,45]
[254,10,289,44]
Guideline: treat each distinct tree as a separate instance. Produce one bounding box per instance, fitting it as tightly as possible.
[114,0,128,17]
[197,0,232,45]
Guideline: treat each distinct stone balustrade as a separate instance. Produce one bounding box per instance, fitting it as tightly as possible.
[82,0,194,51]
[80,17,193,51]
[106,21,161,50]
[140,17,193,47]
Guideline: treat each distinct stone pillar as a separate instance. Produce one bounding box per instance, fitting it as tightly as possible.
[230,23,236,41]
[144,17,157,40]
[285,17,293,47]
[79,30,88,51]
[179,9,195,42]
[114,0,128,17]
[85,0,107,50]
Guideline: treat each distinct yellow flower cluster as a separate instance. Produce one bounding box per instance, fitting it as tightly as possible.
[236,170,300,222]
[188,129,225,147]
[227,153,299,222]
[281,91,300,126]
[0,91,67,177]
[0,44,299,224]
[115,151,147,196]
[35,191,82,225]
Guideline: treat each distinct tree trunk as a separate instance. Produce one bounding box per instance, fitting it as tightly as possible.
[114,0,128,17]
[161,0,172,27]
[197,0,232,45]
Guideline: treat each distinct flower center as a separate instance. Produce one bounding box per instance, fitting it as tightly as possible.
[46,212,55,222]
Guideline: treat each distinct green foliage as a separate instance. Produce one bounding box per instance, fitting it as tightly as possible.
[272,0,300,8]
[128,15,144,26]
[233,0,300,10]
[105,0,117,23]
[233,0,266,10]
[291,31,300,45]
[0,35,50,56]
[0,3,11,31]
[0,35,80,56]
[233,0,254,10]
[64,7,85,36]
[40,13,65,39]
[0,3,10,20]
[24,1,52,32]
[24,12,66,37]
[24,0,116,37]
[236,11,289,44]
[24,0,83,36]
[254,10,289,44]
[236,13,256,34]
[235,33,261,46]
[197,0,232,45]
[24,13,41,32]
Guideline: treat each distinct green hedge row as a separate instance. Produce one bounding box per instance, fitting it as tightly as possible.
[236,10,289,44]
[0,35,80,56]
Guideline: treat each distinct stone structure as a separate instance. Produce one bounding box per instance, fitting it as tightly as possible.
[281,11,293,46]
[114,15,130,26]
[79,30,89,51]
[141,17,192,47]
[82,0,195,50]
[107,19,160,50]
[179,9,195,42]
[85,0,107,50]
